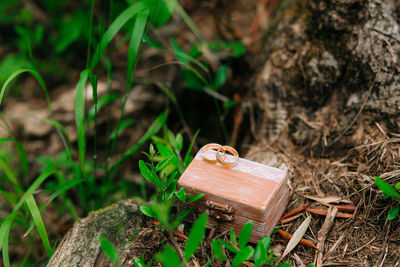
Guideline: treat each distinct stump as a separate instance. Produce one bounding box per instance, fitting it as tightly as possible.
[47,199,164,267]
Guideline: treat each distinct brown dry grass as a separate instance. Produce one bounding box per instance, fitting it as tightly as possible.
[247,119,400,266]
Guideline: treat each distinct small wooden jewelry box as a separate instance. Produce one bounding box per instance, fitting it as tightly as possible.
[178,145,289,243]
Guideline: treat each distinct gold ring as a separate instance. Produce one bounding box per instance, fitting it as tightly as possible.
[216,145,239,167]
[200,143,225,163]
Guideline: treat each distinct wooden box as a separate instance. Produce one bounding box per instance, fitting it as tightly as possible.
[177,147,289,243]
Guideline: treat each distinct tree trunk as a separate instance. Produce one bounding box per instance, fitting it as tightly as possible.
[252,0,400,151]
[47,199,164,267]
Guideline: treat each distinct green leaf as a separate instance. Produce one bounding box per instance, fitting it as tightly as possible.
[127,10,149,90]
[230,228,237,246]
[156,155,174,172]
[228,41,246,57]
[187,193,204,204]
[260,236,271,252]
[232,246,254,267]
[140,205,155,218]
[108,118,136,140]
[0,69,51,112]
[175,188,187,202]
[25,195,52,256]
[212,239,227,262]
[396,183,400,191]
[111,112,167,172]
[134,257,147,267]
[183,129,200,167]
[171,39,209,73]
[139,160,153,183]
[155,245,181,267]
[184,213,208,260]
[87,93,120,125]
[375,177,400,200]
[90,2,145,69]
[213,65,228,90]
[99,235,119,263]
[275,263,292,267]
[0,156,23,193]
[254,237,270,267]
[0,214,15,267]
[0,138,28,178]
[176,207,192,220]
[239,221,253,249]
[387,206,400,221]
[181,68,206,90]
[176,133,183,152]
[219,239,239,253]
[143,0,177,28]
[0,171,53,264]
[74,70,89,173]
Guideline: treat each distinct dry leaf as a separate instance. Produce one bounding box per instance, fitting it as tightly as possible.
[302,195,353,204]
[280,216,312,260]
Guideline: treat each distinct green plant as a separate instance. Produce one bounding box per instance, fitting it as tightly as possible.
[138,128,202,231]
[154,213,208,266]
[375,176,400,220]
[0,0,248,265]
[212,222,279,267]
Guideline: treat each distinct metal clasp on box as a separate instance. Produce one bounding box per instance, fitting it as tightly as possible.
[205,200,235,222]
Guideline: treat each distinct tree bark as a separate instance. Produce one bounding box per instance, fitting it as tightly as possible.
[252,0,400,152]
[47,199,163,267]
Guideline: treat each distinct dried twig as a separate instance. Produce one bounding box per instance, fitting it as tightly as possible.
[306,208,353,219]
[280,213,302,224]
[320,203,356,213]
[281,203,309,220]
[277,229,317,250]
[315,206,337,267]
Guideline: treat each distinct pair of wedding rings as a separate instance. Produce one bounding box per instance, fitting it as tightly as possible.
[200,143,239,168]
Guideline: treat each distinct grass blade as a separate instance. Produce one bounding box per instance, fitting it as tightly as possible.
[110,111,167,172]
[108,118,136,141]
[127,10,149,90]
[99,235,119,263]
[0,171,52,265]
[25,195,52,256]
[0,138,28,178]
[41,118,71,159]
[90,2,145,69]
[0,214,15,267]
[87,93,120,126]
[0,156,23,194]
[74,69,89,173]
[184,213,208,260]
[0,69,52,113]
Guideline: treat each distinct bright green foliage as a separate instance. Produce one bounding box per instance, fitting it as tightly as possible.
[213,222,282,266]
[375,177,400,200]
[239,221,253,249]
[387,206,400,221]
[254,236,271,267]
[212,239,227,262]
[232,246,254,267]
[184,213,208,260]
[375,176,400,220]
[0,0,248,265]
[155,245,181,267]
[99,236,119,263]
[138,129,202,232]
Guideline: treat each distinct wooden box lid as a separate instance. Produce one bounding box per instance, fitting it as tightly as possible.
[178,149,288,223]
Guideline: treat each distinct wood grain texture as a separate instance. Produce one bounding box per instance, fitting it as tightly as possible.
[178,150,289,243]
